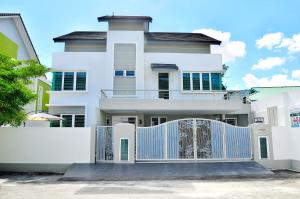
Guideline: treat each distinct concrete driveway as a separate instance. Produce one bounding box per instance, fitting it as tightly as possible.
[1,171,300,199]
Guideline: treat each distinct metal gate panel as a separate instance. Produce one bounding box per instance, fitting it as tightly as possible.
[137,124,164,160]
[225,124,252,159]
[136,118,252,161]
[96,126,113,161]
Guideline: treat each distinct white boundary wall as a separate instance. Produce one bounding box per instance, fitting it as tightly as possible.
[0,127,93,164]
[272,127,300,161]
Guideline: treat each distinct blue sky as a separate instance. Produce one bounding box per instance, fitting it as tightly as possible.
[2,0,300,89]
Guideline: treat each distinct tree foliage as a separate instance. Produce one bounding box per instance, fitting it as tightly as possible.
[0,54,48,126]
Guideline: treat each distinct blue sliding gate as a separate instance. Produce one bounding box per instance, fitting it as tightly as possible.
[136,119,252,161]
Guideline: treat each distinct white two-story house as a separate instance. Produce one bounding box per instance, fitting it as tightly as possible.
[48,15,250,128]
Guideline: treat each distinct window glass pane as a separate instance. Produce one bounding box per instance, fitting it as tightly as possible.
[74,115,85,127]
[260,137,268,159]
[50,115,60,127]
[192,73,200,90]
[76,72,86,91]
[151,118,159,126]
[211,73,221,90]
[182,73,191,90]
[115,70,124,76]
[52,72,62,91]
[62,115,72,127]
[202,73,210,90]
[126,70,135,77]
[160,117,167,124]
[63,72,74,90]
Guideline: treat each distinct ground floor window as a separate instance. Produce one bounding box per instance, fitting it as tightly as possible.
[225,118,237,126]
[151,117,167,126]
[50,114,85,127]
[259,136,269,159]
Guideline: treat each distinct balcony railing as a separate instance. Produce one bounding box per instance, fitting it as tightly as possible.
[101,89,250,103]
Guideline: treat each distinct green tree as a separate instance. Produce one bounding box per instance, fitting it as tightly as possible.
[0,54,48,126]
[221,64,229,90]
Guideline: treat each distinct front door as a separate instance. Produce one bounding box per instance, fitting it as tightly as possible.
[158,73,169,99]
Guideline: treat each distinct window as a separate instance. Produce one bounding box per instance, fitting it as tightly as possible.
[115,70,124,76]
[114,70,135,77]
[76,72,86,90]
[259,137,269,159]
[50,115,60,127]
[62,115,73,127]
[192,73,201,90]
[120,138,129,161]
[202,73,210,90]
[50,114,85,127]
[52,71,87,91]
[126,70,135,77]
[151,117,167,126]
[211,73,221,90]
[182,72,221,91]
[74,115,85,127]
[182,73,191,90]
[226,118,237,126]
[53,72,62,91]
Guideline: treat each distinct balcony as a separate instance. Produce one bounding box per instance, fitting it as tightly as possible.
[99,90,251,114]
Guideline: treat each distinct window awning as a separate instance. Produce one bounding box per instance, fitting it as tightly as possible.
[151,63,179,71]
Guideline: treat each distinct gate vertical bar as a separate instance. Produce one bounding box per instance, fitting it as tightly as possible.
[223,123,227,160]
[164,123,168,160]
[193,119,197,160]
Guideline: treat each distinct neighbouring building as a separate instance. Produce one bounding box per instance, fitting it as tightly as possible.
[250,86,300,127]
[0,13,51,114]
[49,15,250,128]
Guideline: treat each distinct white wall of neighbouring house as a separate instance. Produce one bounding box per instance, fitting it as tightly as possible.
[0,127,93,164]
[0,17,30,60]
[252,90,300,126]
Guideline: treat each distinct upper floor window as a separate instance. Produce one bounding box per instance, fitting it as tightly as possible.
[52,71,87,91]
[114,70,135,77]
[182,72,222,91]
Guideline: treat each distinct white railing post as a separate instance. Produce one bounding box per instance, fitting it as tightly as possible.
[193,119,197,160]
[164,123,168,160]
[223,123,227,160]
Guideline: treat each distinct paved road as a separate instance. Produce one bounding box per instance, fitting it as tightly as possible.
[1,173,300,199]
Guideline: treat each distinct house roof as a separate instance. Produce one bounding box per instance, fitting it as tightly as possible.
[98,15,153,22]
[53,31,221,44]
[249,86,300,101]
[0,13,39,62]
[145,32,221,44]
[53,31,107,42]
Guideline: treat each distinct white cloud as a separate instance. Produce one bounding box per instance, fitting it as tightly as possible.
[243,73,300,88]
[252,57,286,70]
[192,28,246,63]
[292,70,300,79]
[256,32,283,50]
[277,33,300,54]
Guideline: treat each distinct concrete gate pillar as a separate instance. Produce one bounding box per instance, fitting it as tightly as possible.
[112,123,135,163]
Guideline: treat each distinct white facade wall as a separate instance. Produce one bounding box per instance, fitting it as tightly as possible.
[0,127,92,164]
[144,53,222,93]
[105,31,145,90]
[50,52,106,126]
[252,90,300,126]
